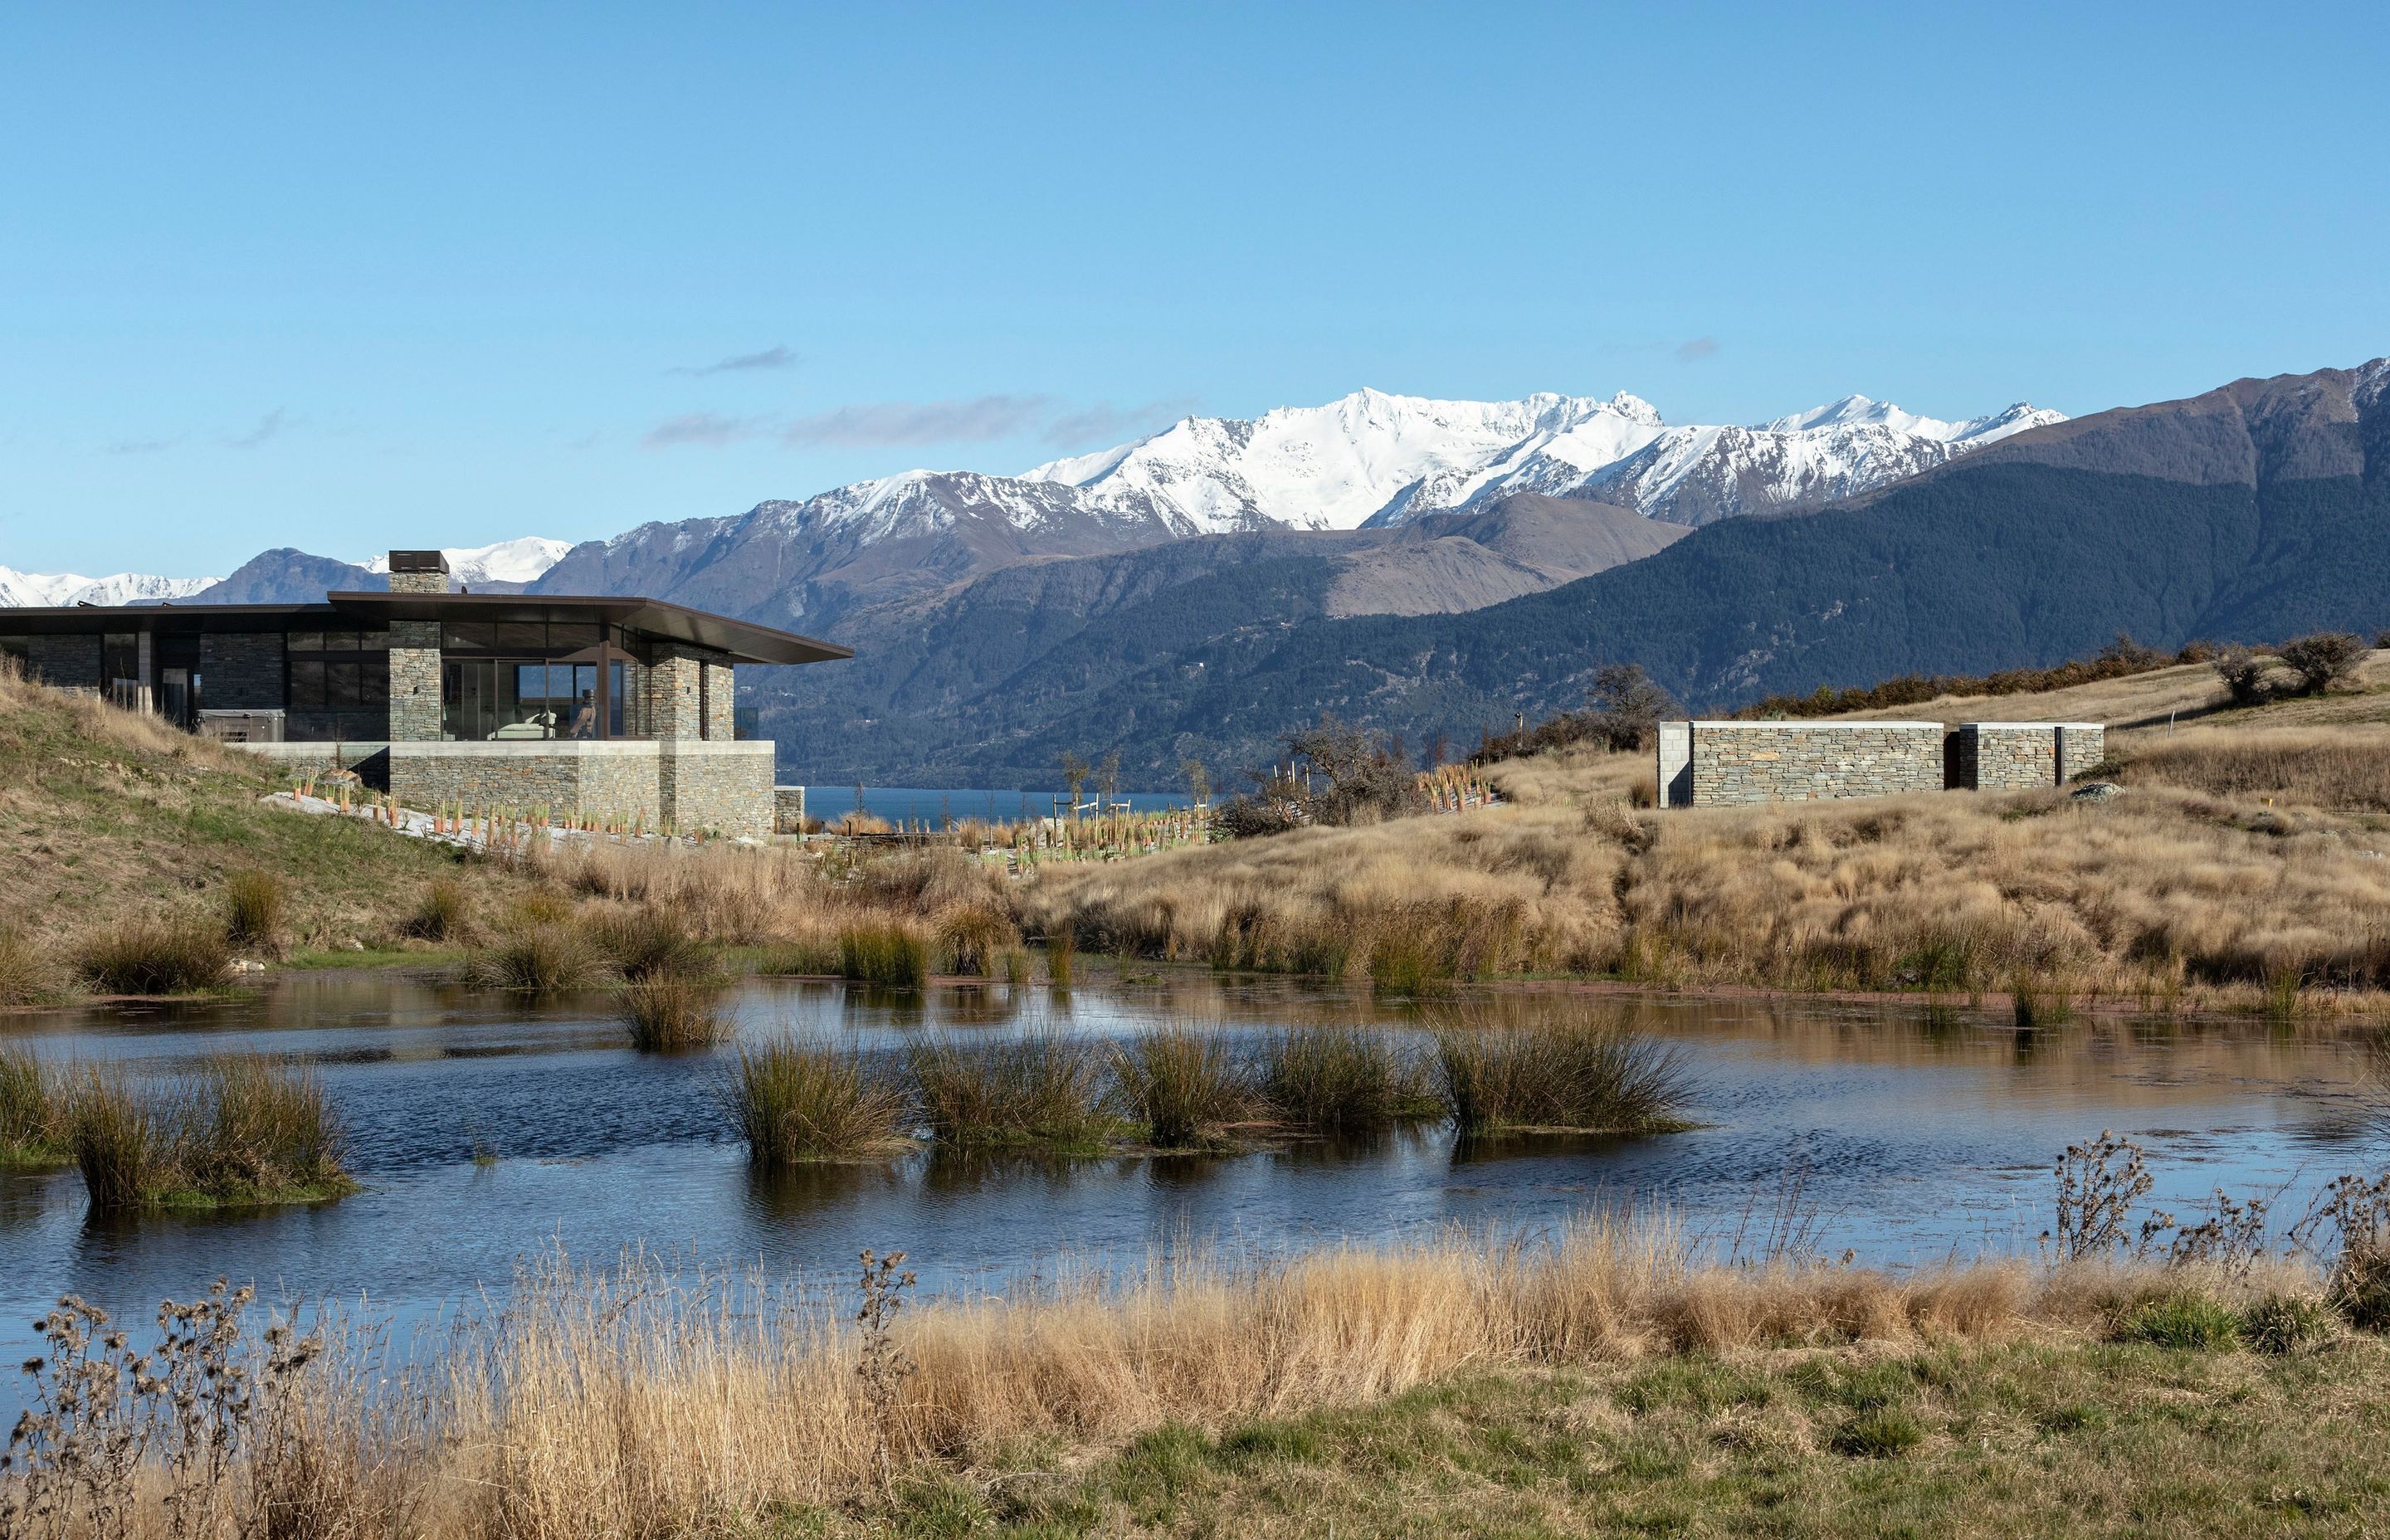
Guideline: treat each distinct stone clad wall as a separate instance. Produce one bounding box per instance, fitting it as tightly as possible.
[1953,724,2106,789]
[1683,722,1945,806]
[774,786,807,835]
[200,632,284,709]
[661,741,775,839]
[386,620,441,741]
[27,633,100,690]
[383,739,773,837]
[388,743,664,826]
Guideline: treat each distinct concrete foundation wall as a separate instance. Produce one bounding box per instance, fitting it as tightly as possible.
[1952,723,2107,789]
[1656,721,1692,808]
[1679,721,1946,806]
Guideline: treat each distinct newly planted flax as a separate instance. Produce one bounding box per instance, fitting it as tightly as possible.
[907,1032,1111,1149]
[1433,1010,1688,1136]
[729,1036,909,1166]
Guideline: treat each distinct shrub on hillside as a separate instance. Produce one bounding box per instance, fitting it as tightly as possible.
[2277,631,2368,696]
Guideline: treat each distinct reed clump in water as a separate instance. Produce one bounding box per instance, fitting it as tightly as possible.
[72,914,232,996]
[620,975,737,1051]
[841,922,930,989]
[1112,1023,1256,1148]
[1260,1022,1440,1134]
[729,1036,909,1167]
[1433,1010,1688,1136]
[0,1045,69,1167]
[907,1032,1112,1150]
[65,1054,355,1209]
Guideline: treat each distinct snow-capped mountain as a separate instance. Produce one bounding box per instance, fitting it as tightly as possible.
[0,568,220,607]
[363,536,572,587]
[1024,389,1668,532]
[1021,387,2064,534]
[1537,397,2070,526]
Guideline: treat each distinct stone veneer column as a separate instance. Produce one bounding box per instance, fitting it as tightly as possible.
[386,621,442,740]
[704,659,735,740]
[648,646,708,740]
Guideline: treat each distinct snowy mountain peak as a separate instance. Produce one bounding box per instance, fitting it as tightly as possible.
[0,568,220,608]
[362,537,572,587]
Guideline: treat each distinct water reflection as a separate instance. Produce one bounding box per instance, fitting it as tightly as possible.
[2,971,2386,1382]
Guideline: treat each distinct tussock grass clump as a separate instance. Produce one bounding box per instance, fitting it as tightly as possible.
[223,868,287,953]
[1260,1024,1438,1134]
[908,1032,1111,1149]
[1046,927,1076,987]
[1,1045,68,1167]
[1112,1024,1256,1148]
[407,877,467,941]
[841,921,930,989]
[74,914,232,996]
[2113,1290,2241,1350]
[934,902,1020,977]
[466,922,609,992]
[620,976,737,1052]
[1433,1011,1687,1136]
[729,1036,908,1167]
[66,1055,355,1210]
[0,926,67,1007]
[587,905,718,982]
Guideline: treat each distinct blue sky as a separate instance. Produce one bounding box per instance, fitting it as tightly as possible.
[3,2,2385,577]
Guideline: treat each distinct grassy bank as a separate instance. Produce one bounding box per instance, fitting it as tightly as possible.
[1028,655,2390,1011]
[10,1213,2388,1538]
[0,665,536,991]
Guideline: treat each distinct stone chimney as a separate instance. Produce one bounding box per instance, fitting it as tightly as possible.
[385,549,451,596]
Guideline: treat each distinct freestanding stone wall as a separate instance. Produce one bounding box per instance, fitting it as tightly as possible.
[1670,721,1947,807]
[1950,723,2105,789]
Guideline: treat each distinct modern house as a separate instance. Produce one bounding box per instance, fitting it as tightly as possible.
[0,550,851,839]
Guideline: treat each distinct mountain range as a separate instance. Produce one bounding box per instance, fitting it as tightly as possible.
[7,362,2383,789]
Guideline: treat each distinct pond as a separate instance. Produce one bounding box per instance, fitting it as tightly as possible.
[2,972,2384,1375]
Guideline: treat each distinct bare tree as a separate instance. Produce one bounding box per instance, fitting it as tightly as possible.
[1584,663,1682,752]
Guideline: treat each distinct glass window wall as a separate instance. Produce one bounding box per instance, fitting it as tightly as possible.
[441,655,647,740]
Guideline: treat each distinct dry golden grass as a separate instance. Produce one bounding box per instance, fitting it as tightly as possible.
[20,1225,2344,1539]
[1030,671,2390,1005]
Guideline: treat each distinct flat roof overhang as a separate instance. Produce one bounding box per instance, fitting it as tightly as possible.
[0,592,852,667]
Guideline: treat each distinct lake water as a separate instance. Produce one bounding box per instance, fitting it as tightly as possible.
[802,786,1189,826]
[2,974,2384,1378]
